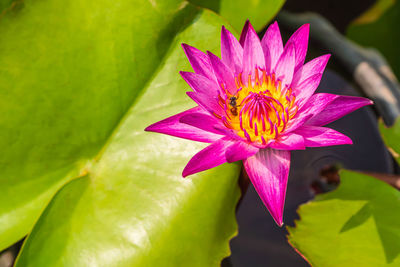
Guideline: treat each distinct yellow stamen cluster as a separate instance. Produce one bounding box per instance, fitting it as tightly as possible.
[218,69,298,145]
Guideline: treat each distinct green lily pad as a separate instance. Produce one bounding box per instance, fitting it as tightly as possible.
[0,0,203,251]
[352,0,395,24]
[0,0,284,253]
[15,9,242,266]
[0,0,285,264]
[379,119,400,164]
[189,0,285,31]
[288,170,400,266]
[347,0,400,77]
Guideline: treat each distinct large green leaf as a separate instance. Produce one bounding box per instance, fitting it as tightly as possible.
[189,0,285,31]
[14,8,242,266]
[288,170,400,266]
[0,0,201,251]
[379,119,400,164]
[347,0,400,77]
[0,0,283,254]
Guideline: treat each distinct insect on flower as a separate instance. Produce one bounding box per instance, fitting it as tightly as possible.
[145,20,373,226]
[229,96,239,116]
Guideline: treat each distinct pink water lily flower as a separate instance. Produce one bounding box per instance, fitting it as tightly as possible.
[146,21,372,226]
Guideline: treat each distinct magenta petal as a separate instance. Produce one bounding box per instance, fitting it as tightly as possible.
[244,149,291,226]
[180,71,220,95]
[180,112,224,135]
[182,137,235,177]
[292,54,330,88]
[242,23,265,79]
[293,73,323,108]
[285,24,309,72]
[274,42,296,87]
[225,141,259,163]
[305,95,373,126]
[261,21,284,73]
[239,20,252,46]
[221,26,243,75]
[186,91,223,116]
[182,44,216,81]
[145,107,223,143]
[268,133,305,150]
[295,126,353,147]
[285,93,340,133]
[181,72,223,115]
[207,51,236,94]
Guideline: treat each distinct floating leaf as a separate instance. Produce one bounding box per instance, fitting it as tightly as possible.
[0,0,284,264]
[188,0,285,31]
[352,0,395,24]
[347,0,400,77]
[5,3,244,266]
[14,9,243,266]
[0,0,207,251]
[288,170,400,266]
[379,119,400,163]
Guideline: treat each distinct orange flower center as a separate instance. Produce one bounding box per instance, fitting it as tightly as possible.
[219,69,298,145]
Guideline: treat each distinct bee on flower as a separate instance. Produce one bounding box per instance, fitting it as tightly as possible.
[146,20,372,226]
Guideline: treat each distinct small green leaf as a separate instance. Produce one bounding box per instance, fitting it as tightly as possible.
[189,0,285,31]
[379,119,400,163]
[347,0,400,77]
[352,0,395,24]
[288,170,400,266]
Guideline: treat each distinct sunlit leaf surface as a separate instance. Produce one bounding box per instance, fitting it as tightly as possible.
[0,0,283,264]
[15,8,243,265]
[288,170,400,266]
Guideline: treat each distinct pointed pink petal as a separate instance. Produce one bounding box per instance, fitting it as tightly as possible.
[261,21,283,73]
[285,93,340,133]
[295,125,353,147]
[225,141,259,163]
[207,51,236,95]
[239,20,252,46]
[274,42,296,87]
[182,137,235,177]
[182,44,216,81]
[285,24,309,72]
[179,112,224,135]
[242,23,265,80]
[186,91,223,116]
[292,54,330,88]
[268,133,305,150]
[181,72,224,115]
[244,149,291,226]
[210,125,244,142]
[293,73,323,108]
[305,95,373,126]
[221,26,243,75]
[145,107,223,143]
[180,71,219,95]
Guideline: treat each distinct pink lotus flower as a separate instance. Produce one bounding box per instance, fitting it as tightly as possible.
[146,21,372,226]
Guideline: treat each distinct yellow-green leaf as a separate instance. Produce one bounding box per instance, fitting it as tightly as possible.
[288,170,400,266]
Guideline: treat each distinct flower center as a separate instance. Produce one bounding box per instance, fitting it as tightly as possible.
[218,69,298,145]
